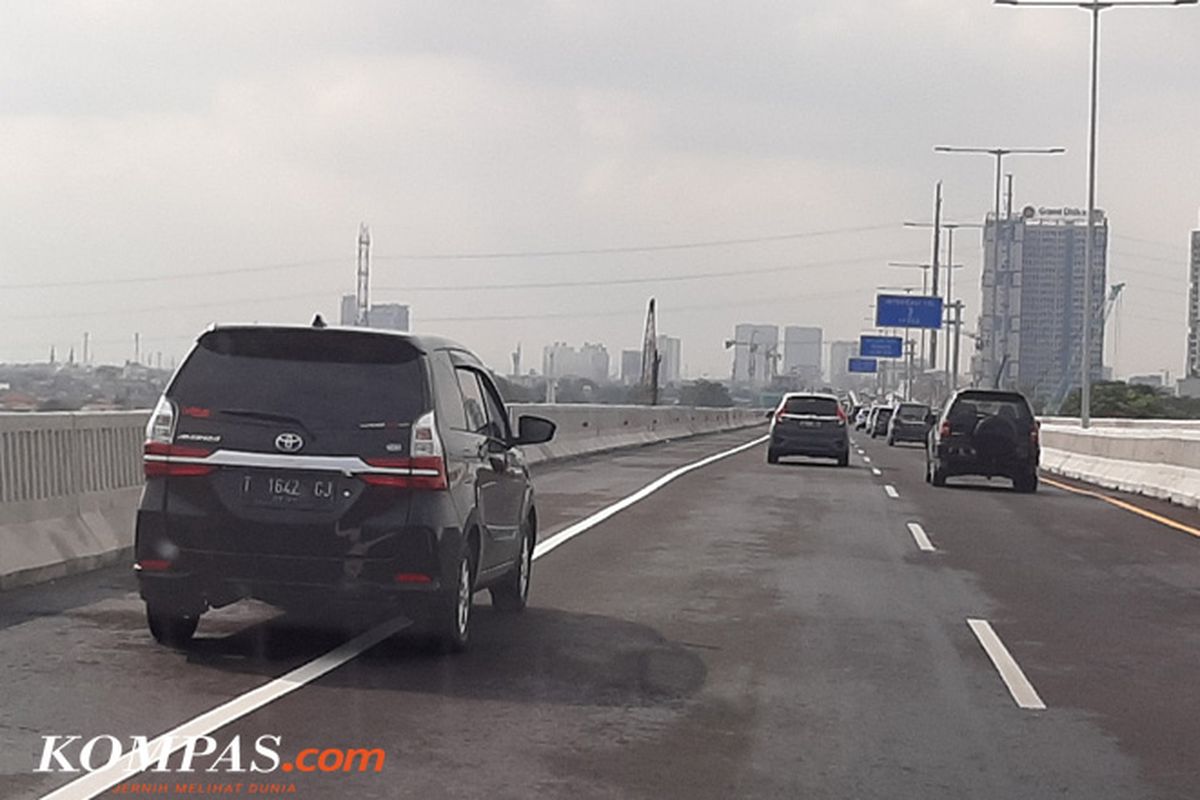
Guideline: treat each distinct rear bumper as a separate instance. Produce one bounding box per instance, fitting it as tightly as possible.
[889,427,928,442]
[769,433,848,457]
[934,447,1037,478]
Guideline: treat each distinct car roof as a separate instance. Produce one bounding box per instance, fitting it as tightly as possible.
[781,392,839,401]
[200,323,469,356]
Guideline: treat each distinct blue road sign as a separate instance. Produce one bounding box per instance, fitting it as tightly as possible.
[859,335,904,358]
[848,357,878,374]
[875,294,943,329]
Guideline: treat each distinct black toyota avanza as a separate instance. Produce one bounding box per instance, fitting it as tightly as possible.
[135,324,555,652]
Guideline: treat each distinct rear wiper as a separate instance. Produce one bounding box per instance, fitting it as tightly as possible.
[216,409,310,430]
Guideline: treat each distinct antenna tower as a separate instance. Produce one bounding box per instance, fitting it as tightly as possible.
[356,224,371,326]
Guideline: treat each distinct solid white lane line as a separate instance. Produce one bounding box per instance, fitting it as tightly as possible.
[534,434,769,559]
[39,617,410,799]
[906,522,936,552]
[967,619,1046,711]
[871,467,882,476]
[42,433,770,800]
[884,484,899,499]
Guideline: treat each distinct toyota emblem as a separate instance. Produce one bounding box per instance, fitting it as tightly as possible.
[275,432,304,453]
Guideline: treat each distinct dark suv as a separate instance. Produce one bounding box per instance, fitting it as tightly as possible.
[925,389,1040,492]
[135,324,555,652]
[887,402,932,446]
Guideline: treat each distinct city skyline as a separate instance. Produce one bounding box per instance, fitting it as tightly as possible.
[0,3,1196,380]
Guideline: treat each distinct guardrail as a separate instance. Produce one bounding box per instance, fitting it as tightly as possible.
[0,405,764,589]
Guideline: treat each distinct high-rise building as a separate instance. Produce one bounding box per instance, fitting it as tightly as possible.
[340,295,357,326]
[620,350,642,386]
[368,303,410,332]
[656,335,682,386]
[731,324,779,386]
[828,340,859,389]
[783,326,822,387]
[978,205,1107,405]
[339,295,410,331]
[1187,226,1200,378]
[542,342,611,384]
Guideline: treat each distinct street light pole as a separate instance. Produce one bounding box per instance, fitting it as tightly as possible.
[992,0,1197,424]
[934,145,1065,392]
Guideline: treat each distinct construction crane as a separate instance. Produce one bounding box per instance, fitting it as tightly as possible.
[639,298,661,405]
[1048,282,1125,412]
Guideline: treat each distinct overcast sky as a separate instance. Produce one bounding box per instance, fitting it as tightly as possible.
[1,0,1197,379]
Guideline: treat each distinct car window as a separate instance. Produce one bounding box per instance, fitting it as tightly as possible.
[454,368,490,435]
[782,396,839,415]
[431,351,468,431]
[169,329,426,430]
[950,394,1033,423]
[477,372,513,441]
[897,404,929,420]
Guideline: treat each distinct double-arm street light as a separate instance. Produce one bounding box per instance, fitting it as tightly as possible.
[994,0,1196,427]
[934,145,1065,395]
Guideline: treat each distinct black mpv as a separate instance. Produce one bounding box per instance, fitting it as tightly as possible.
[135,324,556,652]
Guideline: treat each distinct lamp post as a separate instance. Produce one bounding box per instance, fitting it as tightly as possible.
[934,145,1065,394]
[905,221,981,391]
[993,0,1195,425]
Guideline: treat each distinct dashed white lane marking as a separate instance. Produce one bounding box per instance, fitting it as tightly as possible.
[40,433,771,800]
[862,455,871,463]
[871,467,882,476]
[906,522,936,552]
[884,484,900,499]
[967,619,1046,710]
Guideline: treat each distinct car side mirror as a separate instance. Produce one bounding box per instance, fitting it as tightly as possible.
[513,414,556,446]
[764,410,775,419]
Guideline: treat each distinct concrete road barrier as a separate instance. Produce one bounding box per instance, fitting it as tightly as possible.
[1039,422,1200,508]
[0,406,764,590]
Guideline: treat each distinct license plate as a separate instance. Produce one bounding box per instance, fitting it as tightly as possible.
[241,473,336,510]
[799,420,819,428]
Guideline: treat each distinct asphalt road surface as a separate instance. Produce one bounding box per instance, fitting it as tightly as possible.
[4,429,1200,799]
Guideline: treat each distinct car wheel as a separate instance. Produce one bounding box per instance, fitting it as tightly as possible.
[1014,471,1039,493]
[146,605,199,648]
[931,459,947,487]
[767,450,779,464]
[491,519,533,613]
[837,450,850,467]
[436,545,475,653]
[887,435,895,446]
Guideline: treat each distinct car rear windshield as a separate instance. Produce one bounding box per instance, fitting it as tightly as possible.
[897,404,929,419]
[782,396,840,416]
[169,329,427,429]
[949,393,1033,423]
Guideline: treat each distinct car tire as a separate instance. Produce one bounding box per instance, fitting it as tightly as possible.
[887,435,895,446]
[435,544,476,653]
[146,605,199,648]
[931,459,947,487]
[491,519,533,613]
[837,450,850,467]
[767,450,779,464]
[1014,471,1039,494]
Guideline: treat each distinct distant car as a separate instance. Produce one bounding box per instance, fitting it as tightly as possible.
[926,388,1040,492]
[767,392,850,467]
[854,407,871,430]
[869,406,893,438]
[135,323,557,653]
[887,402,932,446]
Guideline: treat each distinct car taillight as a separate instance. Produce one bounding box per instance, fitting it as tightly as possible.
[837,407,847,426]
[775,410,786,423]
[362,411,448,490]
[1030,422,1040,446]
[144,442,215,477]
[939,421,952,438]
[135,559,173,572]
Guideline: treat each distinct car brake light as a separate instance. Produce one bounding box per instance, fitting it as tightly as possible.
[135,559,173,572]
[939,421,952,438]
[393,572,432,584]
[1030,422,1040,446]
[362,411,448,490]
[144,442,215,477]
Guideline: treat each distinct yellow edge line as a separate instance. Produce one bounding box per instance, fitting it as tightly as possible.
[1041,476,1200,540]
